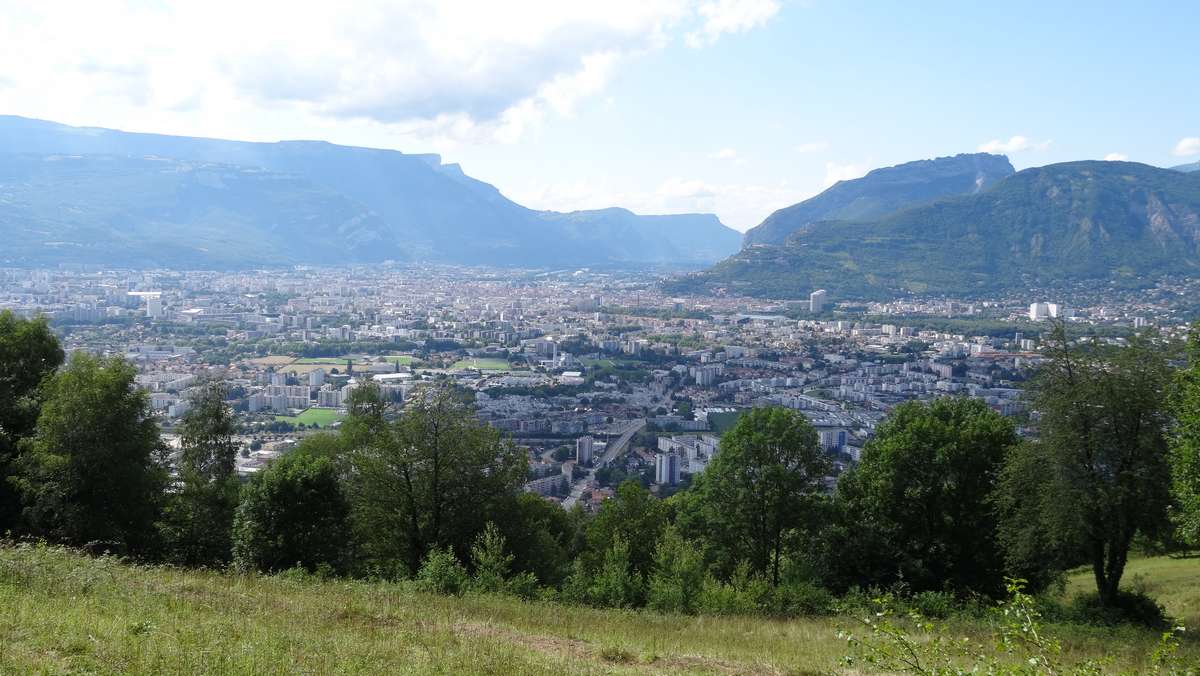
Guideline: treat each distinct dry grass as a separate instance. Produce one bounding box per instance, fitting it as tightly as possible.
[1,544,1195,674]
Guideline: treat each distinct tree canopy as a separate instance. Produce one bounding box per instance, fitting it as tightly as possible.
[17,353,165,555]
[995,328,1173,604]
[689,407,829,585]
[0,311,64,532]
[825,397,1018,596]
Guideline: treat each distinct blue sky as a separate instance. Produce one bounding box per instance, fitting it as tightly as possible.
[0,0,1196,230]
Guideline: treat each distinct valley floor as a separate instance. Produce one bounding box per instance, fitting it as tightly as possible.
[1,544,1196,674]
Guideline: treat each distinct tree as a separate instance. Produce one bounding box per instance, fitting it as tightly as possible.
[17,354,165,555]
[692,407,829,586]
[647,525,705,614]
[583,480,668,578]
[232,449,350,573]
[995,328,1173,605]
[344,383,527,576]
[468,521,537,597]
[161,381,240,566]
[0,311,64,532]
[489,492,580,587]
[825,398,1018,596]
[588,536,644,608]
[1169,324,1200,549]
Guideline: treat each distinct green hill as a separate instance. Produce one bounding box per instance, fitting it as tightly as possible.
[1,544,1195,674]
[743,153,1014,246]
[668,161,1200,299]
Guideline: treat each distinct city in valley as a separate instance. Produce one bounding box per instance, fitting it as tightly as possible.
[5,263,1189,511]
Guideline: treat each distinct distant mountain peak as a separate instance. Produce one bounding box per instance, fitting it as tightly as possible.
[743,152,1014,246]
[668,160,1200,300]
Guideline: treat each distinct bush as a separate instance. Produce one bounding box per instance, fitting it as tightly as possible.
[588,537,644,608]
[908,590,958,619]
[468,523,540,599]
[646,526,705,614]
[695,562,772,616]
[770,580,835,616]
[415,547,468,595]
[1062,590,1171,629]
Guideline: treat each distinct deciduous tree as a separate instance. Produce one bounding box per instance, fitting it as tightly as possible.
[18,354,165,555]
[995,327,1172,605]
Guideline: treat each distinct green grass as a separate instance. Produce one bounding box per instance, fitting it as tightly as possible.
[707,411,745,435]
[1,545,1196,674]
[380,355,418,366]
[274,408,342,428]
[1063,555,1200,629]
[294,357,352,365]
[450,358,511,371]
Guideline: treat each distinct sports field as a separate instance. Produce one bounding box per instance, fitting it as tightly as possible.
[450,357,512,371]
[274,408,343,427]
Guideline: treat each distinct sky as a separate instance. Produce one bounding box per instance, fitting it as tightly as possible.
[0,0,1197,232]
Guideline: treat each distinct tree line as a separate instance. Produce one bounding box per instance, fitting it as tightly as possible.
[2,309,1198,621]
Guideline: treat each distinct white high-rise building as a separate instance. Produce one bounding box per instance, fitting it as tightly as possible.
[655,452,681,486]
[809,289,827,313]
[576,435,594,466]
[1030,302,1068,321]
[145,294,163,319]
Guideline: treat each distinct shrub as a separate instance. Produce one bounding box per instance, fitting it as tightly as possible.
[840,579,1111,674]
[908,590,957,619]
[646,526,705,614]
[469,523,514,594]
[588,537,644,608]
[415,547,468,595]
[770,580,835,616]
[695,562,772,616]
[1064,590,1171,630]
[468,522,540,599]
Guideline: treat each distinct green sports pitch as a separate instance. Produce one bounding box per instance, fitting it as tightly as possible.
[274,408,343,428]
[450,357,512,371]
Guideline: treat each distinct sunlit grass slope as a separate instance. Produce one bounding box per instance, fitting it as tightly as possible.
[1,544,1196,674]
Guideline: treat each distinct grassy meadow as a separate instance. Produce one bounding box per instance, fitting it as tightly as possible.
[1,544,1197,674]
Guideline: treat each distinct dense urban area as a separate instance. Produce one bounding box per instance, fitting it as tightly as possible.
[1,264,1187,507]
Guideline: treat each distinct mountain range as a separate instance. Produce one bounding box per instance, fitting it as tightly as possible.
[667,157,1200,299]
[0,116,741,268]
[743,153,1015,246]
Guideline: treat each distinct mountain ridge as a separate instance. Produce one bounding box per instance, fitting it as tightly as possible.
[666,160,1200,299]
[0,115,741,268]
[743,152,1015,246]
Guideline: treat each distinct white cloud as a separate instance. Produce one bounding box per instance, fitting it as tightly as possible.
[1174,137,1200,157]
[796,141,829,153]
[709,148,738,160]
[977,135,1052,154]
[686,0,781,47]
[1104,153,1128,161]
[822,161,869,188]
[0,1,782,145]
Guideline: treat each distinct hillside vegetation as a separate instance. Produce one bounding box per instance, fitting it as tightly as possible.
[744,152,1014,246]
[1,543,1196,674]
[670,161,1200,299]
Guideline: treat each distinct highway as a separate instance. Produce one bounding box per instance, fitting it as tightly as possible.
[561,418,645,509]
